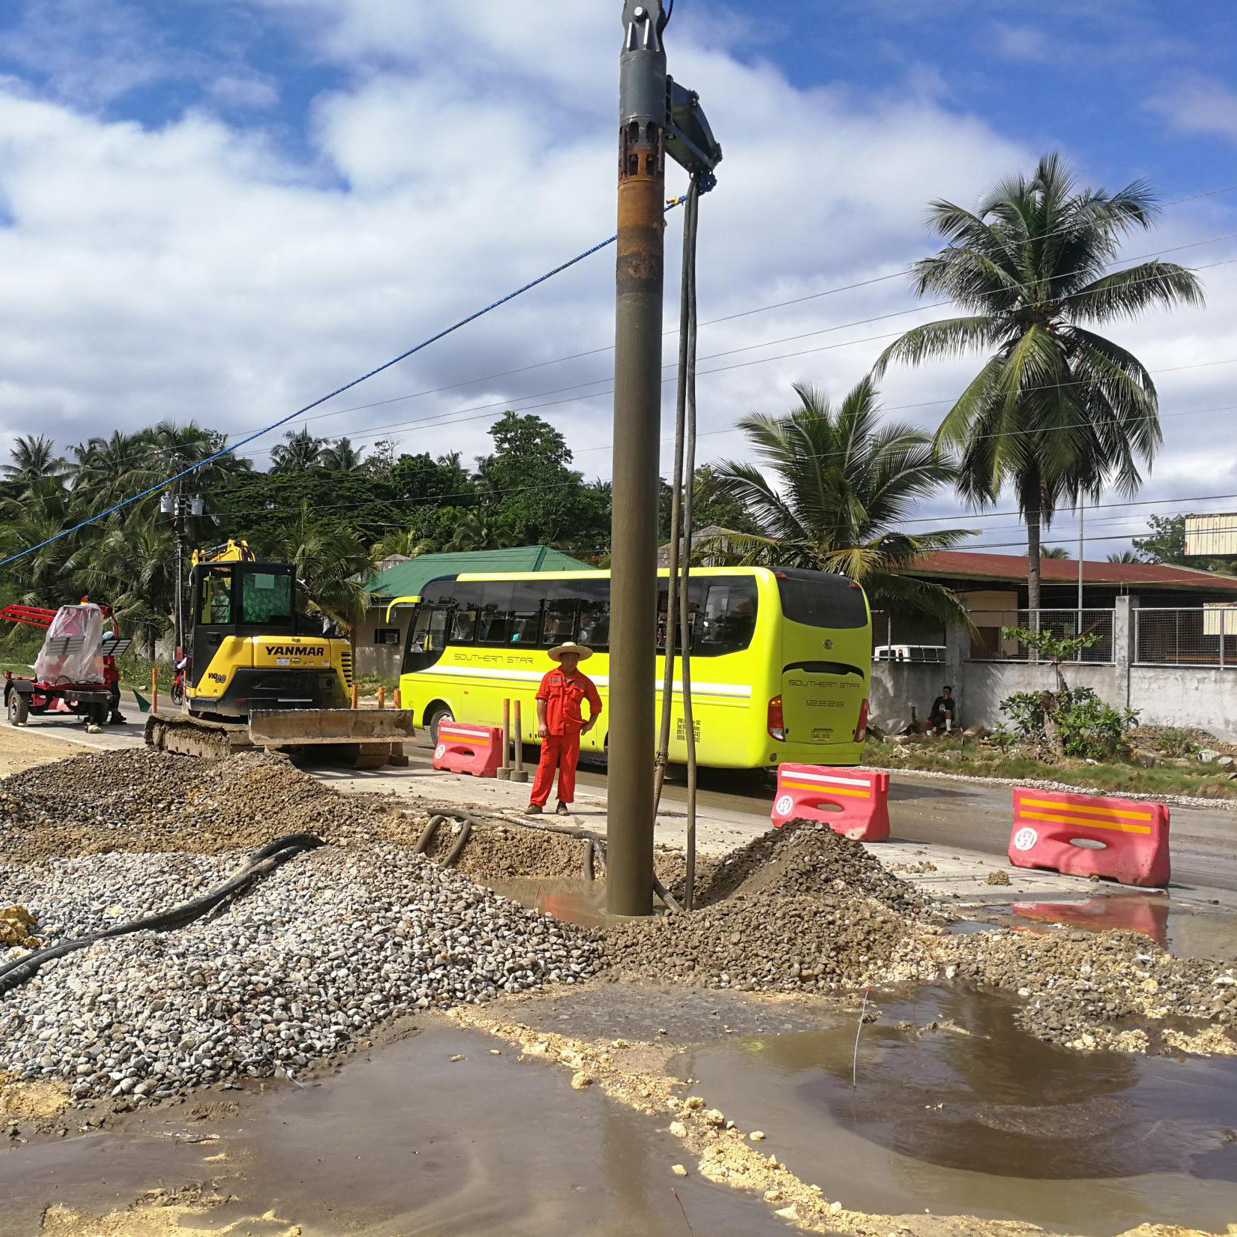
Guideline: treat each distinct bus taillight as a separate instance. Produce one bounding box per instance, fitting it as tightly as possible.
[767,695,785,741]
[854,698,869,743]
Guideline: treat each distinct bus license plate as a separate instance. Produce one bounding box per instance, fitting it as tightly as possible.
[812,727,832,741]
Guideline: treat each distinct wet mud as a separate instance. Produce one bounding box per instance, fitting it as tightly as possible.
[0,1024,781,1237]
[677,985,1237,1236]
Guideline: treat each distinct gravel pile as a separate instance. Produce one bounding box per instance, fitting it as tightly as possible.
[426,822,590,882]
[0,843,601,1103]
[606,891,909,991]
[684,821,926,916]
[608,830,921,996]
[932,927,1237,1051]
[0,748,421,861]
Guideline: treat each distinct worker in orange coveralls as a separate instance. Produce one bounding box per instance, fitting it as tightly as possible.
[526,641,602,816]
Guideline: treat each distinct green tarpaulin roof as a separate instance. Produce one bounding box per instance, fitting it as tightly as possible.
[363,546,592,601]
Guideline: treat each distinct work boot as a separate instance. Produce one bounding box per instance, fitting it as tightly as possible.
[110,712,126,725]
[555,802,570,816]
[525,804,543,815]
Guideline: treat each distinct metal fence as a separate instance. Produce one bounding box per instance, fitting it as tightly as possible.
[1135,606,1237,668]
[869,611,947,662]
[967,608,1116,663]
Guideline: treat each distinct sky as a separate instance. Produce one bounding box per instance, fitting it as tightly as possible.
[0,0,1234,556]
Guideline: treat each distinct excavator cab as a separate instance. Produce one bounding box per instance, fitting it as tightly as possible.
[189,560,298,692]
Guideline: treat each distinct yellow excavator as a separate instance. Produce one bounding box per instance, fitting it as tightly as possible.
[144,540,414,765]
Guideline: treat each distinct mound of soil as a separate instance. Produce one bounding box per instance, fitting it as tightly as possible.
[686,820,923,916]
[606,891,908,992]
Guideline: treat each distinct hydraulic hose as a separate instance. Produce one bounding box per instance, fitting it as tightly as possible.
[0,833,324,997]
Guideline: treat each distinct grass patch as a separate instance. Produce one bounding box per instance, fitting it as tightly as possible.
[863,738,1237,800]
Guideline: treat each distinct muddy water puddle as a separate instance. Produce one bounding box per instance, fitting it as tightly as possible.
[676,985,1237,1235]
[489,876,613,928]
[0,1024,779,1237]
[956,893,1237,960]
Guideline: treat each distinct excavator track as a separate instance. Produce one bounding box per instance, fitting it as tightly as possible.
[144,709,416,768]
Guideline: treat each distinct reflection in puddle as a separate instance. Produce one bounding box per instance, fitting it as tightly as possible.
[1011,896,1170,947]
[678,986,1237,1234]
[488,876,610,928]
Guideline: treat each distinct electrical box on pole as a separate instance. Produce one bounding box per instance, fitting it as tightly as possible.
[607,1,720,917]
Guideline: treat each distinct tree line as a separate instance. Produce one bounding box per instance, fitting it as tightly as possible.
[0,153,1211,645]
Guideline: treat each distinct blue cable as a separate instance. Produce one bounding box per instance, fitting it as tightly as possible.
[0,197,687,571]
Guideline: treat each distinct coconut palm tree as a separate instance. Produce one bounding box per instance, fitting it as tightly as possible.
[875,153,1203,611]
[1041,546,1071,559]
[268,500,371,630]
[3,434,67,488]
[441,509,502,553]
[271,427,326,473]
[709,376,974,625]
[319,437,366,471]
[1107,549,1139,563]
[371,526,437,562]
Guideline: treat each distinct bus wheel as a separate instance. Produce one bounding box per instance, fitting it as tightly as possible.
[426,704,453,743]
[7,690,28,726]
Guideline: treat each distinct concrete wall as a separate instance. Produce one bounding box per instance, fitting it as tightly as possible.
[1129,667,1237,737]
[868,595,1237,740]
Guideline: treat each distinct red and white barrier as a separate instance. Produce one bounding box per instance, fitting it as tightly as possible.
[1007,788,1170,888]
[432,722,502,778]
[770,765,890,842]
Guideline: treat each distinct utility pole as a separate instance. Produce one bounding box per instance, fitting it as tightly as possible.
[161,488,203,659]
[607,1,720,916]
[608,0,667,917]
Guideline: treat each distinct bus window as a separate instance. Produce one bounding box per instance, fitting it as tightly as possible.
[448,582,481,645]
[542,600,579,646]
[477,582,514,645]
[656,580,705,651]
[404,605,450,673]
[776,569,867,628]
[695,578,758,654]
[451,608,478,643]
[509,581,544,645]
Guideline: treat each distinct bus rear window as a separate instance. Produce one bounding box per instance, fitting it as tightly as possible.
[776,570,867,628]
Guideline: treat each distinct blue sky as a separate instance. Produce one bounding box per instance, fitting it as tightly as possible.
[0,0,1234,554]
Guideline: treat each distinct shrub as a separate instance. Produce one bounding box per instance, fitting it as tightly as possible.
[1000,686,1138,761]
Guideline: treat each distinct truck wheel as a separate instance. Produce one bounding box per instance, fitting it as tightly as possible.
[426,704,453,743]
[7,691,28,726]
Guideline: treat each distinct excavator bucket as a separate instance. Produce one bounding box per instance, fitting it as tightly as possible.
[247,708,418,769]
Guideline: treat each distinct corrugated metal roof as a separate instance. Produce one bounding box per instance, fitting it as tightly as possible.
[910,550,1237,592]
[363,546,592,600]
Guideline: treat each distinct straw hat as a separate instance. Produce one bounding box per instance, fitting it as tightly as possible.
[548,641,593,662]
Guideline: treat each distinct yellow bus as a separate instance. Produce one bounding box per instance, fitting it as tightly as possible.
[387,566,871,770]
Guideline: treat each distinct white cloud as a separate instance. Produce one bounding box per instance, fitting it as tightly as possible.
[209,75,280,111]
[0,0,1231,557]
[1149,74,1237,145]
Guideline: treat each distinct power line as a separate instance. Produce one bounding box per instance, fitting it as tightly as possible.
[0,201,687,571]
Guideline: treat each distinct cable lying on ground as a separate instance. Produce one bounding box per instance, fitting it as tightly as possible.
[0,833,324,997]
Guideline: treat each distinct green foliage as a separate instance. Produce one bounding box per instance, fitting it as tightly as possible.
[1000,624,1098,665]
[474,412,610,552]
[709,376,974,625]
[1000,686,1138,760]
[1154,727,1200,757]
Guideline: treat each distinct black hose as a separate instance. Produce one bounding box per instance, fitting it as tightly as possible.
[583,838,595,882]
[652,873,684,915]
[414,815,445,855]
[440,820,473,868]
[0,833,323,997]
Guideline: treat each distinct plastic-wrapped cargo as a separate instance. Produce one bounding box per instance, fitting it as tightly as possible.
[33,605,105,685]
